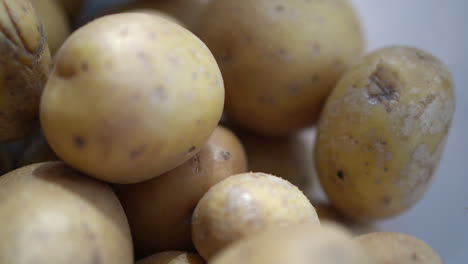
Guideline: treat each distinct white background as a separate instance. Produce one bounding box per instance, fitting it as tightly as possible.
[82,0,468,262]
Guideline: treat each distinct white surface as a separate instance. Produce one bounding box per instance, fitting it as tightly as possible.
[82,0,468,262]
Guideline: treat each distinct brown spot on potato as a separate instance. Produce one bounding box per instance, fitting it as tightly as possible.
[381,196,392,206]
[337,170,344,180]
[129,145,146,159]
[412,253,419,261]
[188,146,196,153]
[81,62,89,71]
[365,65,400,110]
[275,5,285,12]
[74,136,85,148]
[220,151,231,161]
[57,64,77,79]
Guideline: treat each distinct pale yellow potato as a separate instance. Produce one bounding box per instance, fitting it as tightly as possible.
[0,162,133,263]
[30,0,71,55]
[315,46,455,221]
[118,0,212,31]
[40,13,224,184]
[356,232,442,264]
[238,128,316,195]
[0,0,51,141]
[192,172,320,259]
[114,126,247,258]
[211,223,371,264]
[136,251,204,264]
[197,0,364,135]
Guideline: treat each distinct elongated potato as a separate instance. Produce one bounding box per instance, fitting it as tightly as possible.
[136,251,204,264]
[40,13,224,184]
[115,126,247,257]
[356,232,442,264]
[0,162,133,263]
[211,223,371,264]
[192,172,320,259]
[198,0,364,135]
[315,46,455,221]
[0,0,51,141]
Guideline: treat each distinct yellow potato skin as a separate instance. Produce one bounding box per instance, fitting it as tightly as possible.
[0,162,133,264]
[356,232,442,264]
[0,0,51,141]
[198,0,364,135]
[315,46,455,221]
[192,172,320,259]
[136,251,204,264]
[40,13,224,184]
[30,0,71,55]
[210,223,371,264]
[114,126,247,258]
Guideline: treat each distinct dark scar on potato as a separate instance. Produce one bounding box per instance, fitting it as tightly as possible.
[220,151,231,161]
[381,196,392,206]
[129,145,147,159]
[188,146,196,153]
[365,66,400,111]
[74,136,85,148]
[337,170,344,180]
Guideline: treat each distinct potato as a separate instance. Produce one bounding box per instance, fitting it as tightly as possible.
[17,129,59,167]
[40,13,224,184]
[197,0,364,135]
[192,172,320,259]
[356,232,442,264]
[211,223,371,264]
[315,46,455,221]
[56,0,84,17]
[137,251,204,264]
[238,128,316,195]
[117,0,212,31]
[30,0,71,55]
[0,0,51,141]
[115,126,247,257]
[0,162,133,263]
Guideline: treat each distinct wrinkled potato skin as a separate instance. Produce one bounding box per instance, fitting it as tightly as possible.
[198,0,364,135]
[315,46,455,221]
[0,162,133,263]
[0,0,51,141]
[30,0,71,55]
[119,0,211,31]
[211,223,371,264]
[356,232,442,264]
[136,251,205,264]
[40,13,224,184]
[115,126,247,258]
[192,172,320,259]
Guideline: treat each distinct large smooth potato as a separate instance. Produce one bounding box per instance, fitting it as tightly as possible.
[30,0,71,55]
[115,126,247,257]
[0,0,51,141]
[0,162,133,263]
[315,46,455,221]
[198,0,364,135]
[40,13,224,184]
[356,232,442,264]
[136,251,204,264]
[210,223,371,264]
[192,172,319,259]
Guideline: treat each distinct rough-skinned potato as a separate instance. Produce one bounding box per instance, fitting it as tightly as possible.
[198,0,364,135]
[115,126,247,258]
[192,172,320,259]
[40,13,224,184]
[356,232,442,264]
[0,0,51,141]
[210,223,371,264]
[30,0,71,55]
[315,46,455,221]
[136,251,204,264]
[0,162,133,263]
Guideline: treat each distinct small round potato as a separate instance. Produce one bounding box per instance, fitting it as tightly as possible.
[115,126,247,257]
[198,0,365,135]
[211,223,371,264]
[315,46,455,221]
[40,13,224,184]
[192,172,320,259]
[30,0,71,55]
[0,0,51,141]
[136,251,205,264]
[356,232,442,264]
[117,0,212,31]
[0,162,133,263]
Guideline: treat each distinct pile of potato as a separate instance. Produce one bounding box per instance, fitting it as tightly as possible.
[0,0,454,263]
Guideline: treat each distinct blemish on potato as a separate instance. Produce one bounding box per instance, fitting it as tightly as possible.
[74,136,85,148]
[365,66,400,107]
[152,85,167,102]
[275,5,285,12]
[191,154,202,174]
[129,145,147,159]
[219,151,231,161]
[188,146,196,153]
[381,196,392,206]
[81,62,89,71]
[337,170,344,180]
